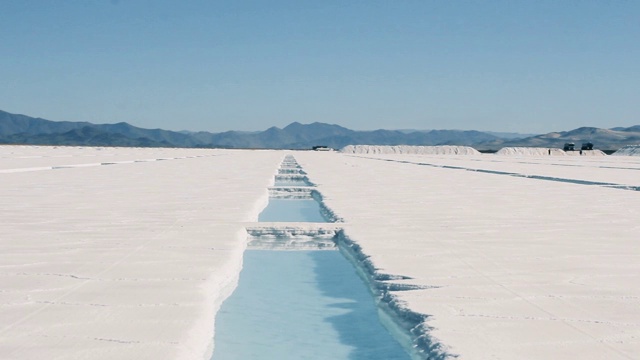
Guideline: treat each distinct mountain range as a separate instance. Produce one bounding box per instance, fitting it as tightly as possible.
[474,126,640,151]
[1,109,639,150]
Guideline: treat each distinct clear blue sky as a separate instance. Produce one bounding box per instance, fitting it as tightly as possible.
[1,1,638,134]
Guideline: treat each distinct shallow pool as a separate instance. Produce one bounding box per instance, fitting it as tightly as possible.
[211,250,410,360]
[258,199,327,222]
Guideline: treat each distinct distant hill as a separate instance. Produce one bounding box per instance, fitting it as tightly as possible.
[0,110,503,148]
[610,125,640,133]
[1,109,638,150]
[483,131,539,140]
[476,126,640,150]
[1,126,172,147]
[399,129,537,140]
[0,110,195,147]
[0,110,92,135]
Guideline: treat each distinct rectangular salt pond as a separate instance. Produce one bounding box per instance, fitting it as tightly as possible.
[258,199,327,222]
[211,250,411,360]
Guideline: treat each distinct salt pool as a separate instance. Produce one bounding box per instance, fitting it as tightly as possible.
[258,198,327,222]
[211,250,411,360]
[211,157,411,359]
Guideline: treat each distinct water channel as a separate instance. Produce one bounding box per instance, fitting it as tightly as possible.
[258,198,327,223]
[211,158,411,359]
[211,250,410,360]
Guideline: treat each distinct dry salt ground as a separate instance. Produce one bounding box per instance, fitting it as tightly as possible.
[495,147,607,156]
[2,145,640,359]
[0,146,281,359]
[341,145,481,155]
[295,150,640,360]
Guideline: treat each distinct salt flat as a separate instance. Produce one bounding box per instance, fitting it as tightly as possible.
[295,151,640,359]
[2,146,640,359]
[372,153,640,187]
[0,146,281,360]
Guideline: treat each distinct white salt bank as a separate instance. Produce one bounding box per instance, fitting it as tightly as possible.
[0,146,282,360]
[496,147,566,156]
[295,150,640,360]
[495,147,606,156]
[341,145,480,155]
[2,146,640,359]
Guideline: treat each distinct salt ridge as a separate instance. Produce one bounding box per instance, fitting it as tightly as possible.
[341,145,480,155]
[495,147,607,156]
[612,144,640,156]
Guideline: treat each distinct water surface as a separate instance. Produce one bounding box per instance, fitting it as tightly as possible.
[211,251,410,360]
[258,199,327,222]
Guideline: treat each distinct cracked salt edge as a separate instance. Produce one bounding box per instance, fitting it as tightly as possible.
[246,226,340,238]
[201,229,247,360]
[314,191,343,223]
[279,164,302,169]
[336,232,456,360]
[277,168,307,175]
[274,174,311,180]
[268,186,314,198]
[242,226,455,359]
[274,174,314,186]
[256,157,450,358]
[246,228,339,250]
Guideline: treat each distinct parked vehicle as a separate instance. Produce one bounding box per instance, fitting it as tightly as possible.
[581,142,594,150]
[563,143,575,151]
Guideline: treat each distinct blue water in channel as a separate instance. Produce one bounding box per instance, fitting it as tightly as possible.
[211,250,410,360]
[212,197,410,359]
[258,198,327,222]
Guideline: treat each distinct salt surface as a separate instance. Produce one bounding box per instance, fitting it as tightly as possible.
[495,147,607,156]
[273,178,312,186]
[3,146,640,359]
[369,152,640,187]
[0,146,281,360]
[295,150,640,359]
[341,145,480,155]
[496,147,566,156]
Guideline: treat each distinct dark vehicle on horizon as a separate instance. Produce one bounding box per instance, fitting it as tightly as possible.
[563,143,575,151]
[581,142,594,150]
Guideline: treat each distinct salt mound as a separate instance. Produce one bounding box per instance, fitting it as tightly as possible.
[496,147,566,156]
[611,145,640,156]
[340,145,480,155]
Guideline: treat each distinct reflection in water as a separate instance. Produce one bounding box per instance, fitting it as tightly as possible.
[258,199,327,222]
[211,251,410,360]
